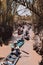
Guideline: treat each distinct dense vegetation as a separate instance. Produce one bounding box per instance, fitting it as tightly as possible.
[0,0,43,45]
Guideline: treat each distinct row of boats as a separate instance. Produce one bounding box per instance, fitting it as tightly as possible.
[0,36,24,65]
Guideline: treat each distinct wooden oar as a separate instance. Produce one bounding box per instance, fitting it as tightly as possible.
[21,50,29,55]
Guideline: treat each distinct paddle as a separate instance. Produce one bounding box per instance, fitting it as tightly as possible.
[19,56,29,58]
[21,50,29,55]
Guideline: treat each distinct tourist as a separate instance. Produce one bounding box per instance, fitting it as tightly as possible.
[12,46,21,57]
[10,41,17,51]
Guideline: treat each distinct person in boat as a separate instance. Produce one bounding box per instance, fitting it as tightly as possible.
[10,41,17,51]
[10,42,21,57]
[2,59,13,65]
[18,26,21,35]
[23,25,29,40]
[18,25,23,35]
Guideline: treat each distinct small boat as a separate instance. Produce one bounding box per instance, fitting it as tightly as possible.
[17,38,24,47]
[0,50,20,65]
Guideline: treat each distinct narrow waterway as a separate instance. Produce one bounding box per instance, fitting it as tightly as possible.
[17,40,42,65]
